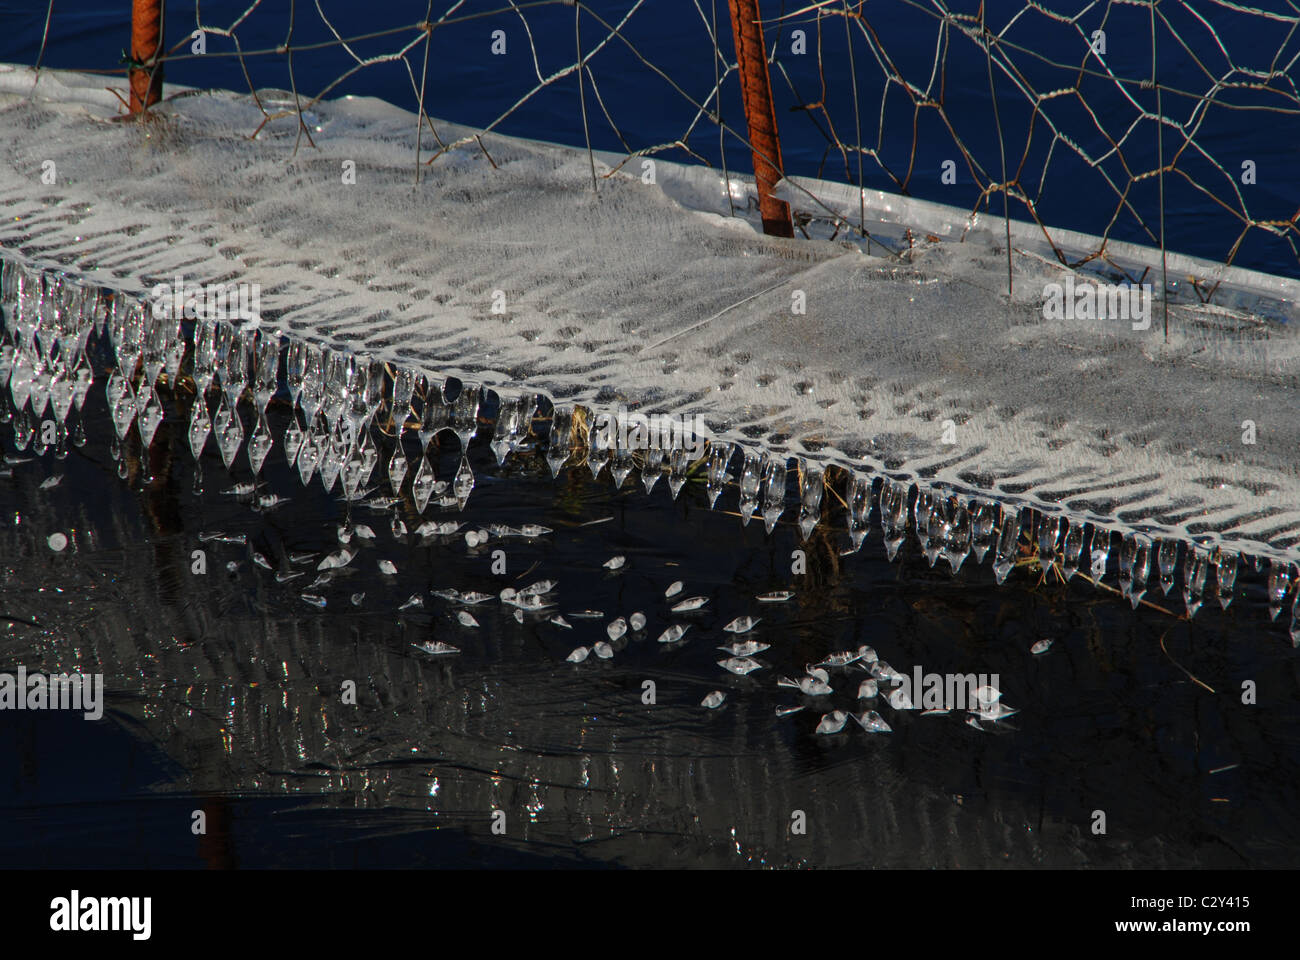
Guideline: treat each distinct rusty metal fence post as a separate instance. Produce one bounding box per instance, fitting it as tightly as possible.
[129,0,164,114]
[726,0,793,238]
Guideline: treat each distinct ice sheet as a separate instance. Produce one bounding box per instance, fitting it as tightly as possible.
[0,64,1297,570]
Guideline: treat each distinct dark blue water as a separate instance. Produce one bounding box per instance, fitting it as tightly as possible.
[2,0,1296,279]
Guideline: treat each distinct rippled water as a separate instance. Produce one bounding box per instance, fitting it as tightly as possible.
[2,328,1298,868]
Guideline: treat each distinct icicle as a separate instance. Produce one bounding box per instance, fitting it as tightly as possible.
[216,395,244,470]
[70,359,92,446]
[193,319,216,401]
[1267,559,1293,621]
[641,447,665,494]
[297,414,324,486]
[846,473,871,551]
[28,354,50,421]
[705,441,734,509]
[943,498,971,573]
[450,382,480,453]
[50,366,74,426]
[1062,520,1083,580]
[222,325,250,410]
[142,310,167,391]
[971,499,996,563]
[0,343,14,403]
[12,406,30,449]
[490,393,534,466]
[796,460,823,540]
[364,357,386,431]
[285,340,306,409]
[1182,545,1209,619]
[913,487,934,550]
[1127,535,1152,609]
[391,366,414,432]
[132,374,151,418]
[321,349,345,424]
[188,390,210,463]
[109,371,137,441]
[667,446,690,500]
[411,454,436,514]
[454,456,474,509]
[547,405,573,478]
[9,344,32,415]
[1037,513,1059,573]
[345,354,367,434]
[587,408,610,480]
[253,331,279,413]
[282,416,304,467]
[52,418,69,461]
[341,430,374,504]
[30,407,47,456]
[300,343,325,423]
[1090,525,1111,581]
[1119,532,1137,601]
[761,456,787,533]
[738,451,766,526]
[0,259,15,305]
[1157,538,1178,595]
[247,412,272,476]
[923,494,947,567]
[89,287,109,340]
[1214,547,1237,609]
[386,442,407,494]
[992,506,1020,584]
[16,267,42,339]
[318,417,348,494]
[610,442,634,488]
[613,407,643,488]
[138,389,164,449]
[881,480,909,561]
[489,393,517,467]
[411,378,442,496]
[418,375,449,445]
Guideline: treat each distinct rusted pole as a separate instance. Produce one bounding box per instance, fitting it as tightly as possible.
[726,0,793,238]
[129,0,164,114]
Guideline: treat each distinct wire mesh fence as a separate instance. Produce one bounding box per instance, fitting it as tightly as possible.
[20,0,1300,296]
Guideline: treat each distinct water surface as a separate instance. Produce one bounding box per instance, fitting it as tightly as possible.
[1,351,1297,868]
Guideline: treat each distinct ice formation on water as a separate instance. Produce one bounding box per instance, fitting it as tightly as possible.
[2,252,1297,642]
[0,66,1297,643]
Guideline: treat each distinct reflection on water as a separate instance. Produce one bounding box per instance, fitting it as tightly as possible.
[0,259,1299,868]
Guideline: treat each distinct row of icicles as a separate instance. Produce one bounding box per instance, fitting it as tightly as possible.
[0,257,1297,644]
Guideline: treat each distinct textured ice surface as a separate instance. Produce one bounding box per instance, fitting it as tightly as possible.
[0,64,1297,569]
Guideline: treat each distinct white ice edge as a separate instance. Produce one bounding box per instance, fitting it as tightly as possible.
[773,175,1300,310]
[0,64,1297,580]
